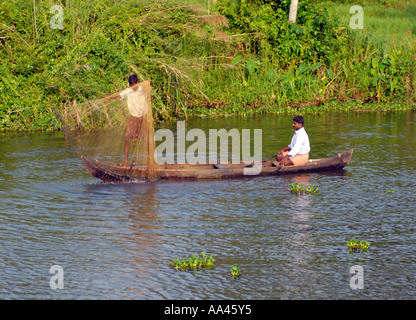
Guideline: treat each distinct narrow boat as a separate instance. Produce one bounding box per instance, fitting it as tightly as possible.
[81,149,353,183]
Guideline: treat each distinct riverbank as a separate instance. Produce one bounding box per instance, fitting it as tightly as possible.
[1,0,415,131]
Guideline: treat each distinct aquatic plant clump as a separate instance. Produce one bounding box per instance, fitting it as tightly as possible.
[289,183,319,194]
[230,265,241,278]
[346,239,371,252]
[170,252,215,272]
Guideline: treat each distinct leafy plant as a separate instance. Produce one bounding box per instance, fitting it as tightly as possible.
[230,265,241,278]
[368,55,396,102]
[170,252,215,271]
[346,239,371,252]
[290,183,319,194]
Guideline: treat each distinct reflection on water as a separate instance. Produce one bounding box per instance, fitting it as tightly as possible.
[1,111,416,299]
[289,175,312,251]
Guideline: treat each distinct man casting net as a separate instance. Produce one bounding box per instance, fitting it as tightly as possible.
[59,76,157,181]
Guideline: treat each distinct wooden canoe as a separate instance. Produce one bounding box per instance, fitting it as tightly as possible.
[81,149,353,183]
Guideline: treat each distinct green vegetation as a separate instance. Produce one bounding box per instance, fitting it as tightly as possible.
[230,265,241,278]
[346,239,371,252]
[170,252,215,271]
[375,188,395,194]
[170,252,243,279]
[1,0,416,131]
[290,182,319,194]
[323,0,416,49]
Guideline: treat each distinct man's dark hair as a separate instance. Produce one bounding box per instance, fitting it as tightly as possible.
[128,74,139,85]
[293,116,305,125]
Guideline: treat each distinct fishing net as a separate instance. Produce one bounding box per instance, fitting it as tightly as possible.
[58,79,157,181]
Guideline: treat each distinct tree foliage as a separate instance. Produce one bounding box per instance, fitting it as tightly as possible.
[0,0,415,131]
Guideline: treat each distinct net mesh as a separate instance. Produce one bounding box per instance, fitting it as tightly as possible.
[58,79,157,181]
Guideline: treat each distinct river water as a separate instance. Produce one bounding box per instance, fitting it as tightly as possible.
[1,111,415,300]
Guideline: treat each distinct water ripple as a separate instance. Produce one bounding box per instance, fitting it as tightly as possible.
[1,113,416,299]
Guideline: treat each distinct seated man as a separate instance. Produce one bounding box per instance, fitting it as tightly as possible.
[276,116,310,166]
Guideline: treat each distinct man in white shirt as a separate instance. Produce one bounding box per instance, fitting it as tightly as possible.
[276,116,310,166]
[105,75,149,166]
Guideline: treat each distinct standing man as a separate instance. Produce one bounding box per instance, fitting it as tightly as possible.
[105,75,149,166]
[276,116,310,166]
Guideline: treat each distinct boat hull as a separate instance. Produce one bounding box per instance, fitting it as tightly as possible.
[81,149,353,183]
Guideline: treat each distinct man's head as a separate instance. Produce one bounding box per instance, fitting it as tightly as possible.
[128,74,139,86]
[292,116,304,130]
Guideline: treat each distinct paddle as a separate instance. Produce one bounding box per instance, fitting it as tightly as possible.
[262,153,278,162]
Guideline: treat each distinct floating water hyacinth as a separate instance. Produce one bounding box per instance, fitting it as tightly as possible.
[289,183,319,194]
[346,239,371,252]
[230,265,241,278]
[170,252,215,271]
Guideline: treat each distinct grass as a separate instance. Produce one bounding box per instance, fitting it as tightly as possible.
[322,0,416,50]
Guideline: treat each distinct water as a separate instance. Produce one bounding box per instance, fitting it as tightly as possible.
[1,111,416,299]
